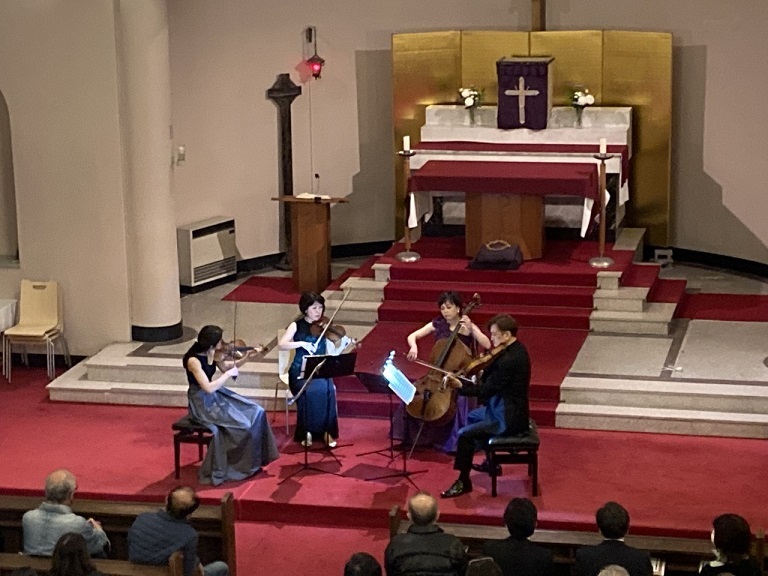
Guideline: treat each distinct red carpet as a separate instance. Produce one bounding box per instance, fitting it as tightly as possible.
[223,276,300,304]
[3,367,768,550]
[676,293,768,321]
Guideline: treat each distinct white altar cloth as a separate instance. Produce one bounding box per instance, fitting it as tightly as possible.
[410,105,632,235]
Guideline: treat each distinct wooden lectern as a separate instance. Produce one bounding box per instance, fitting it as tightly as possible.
[272,196,348,293]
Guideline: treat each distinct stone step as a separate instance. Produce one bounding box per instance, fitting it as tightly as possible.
[82,343,279,389]
[47,363,294,409]
[322,276,386,302]
[331,300,381,324]
[372,262,391,282]
[592,286,649,312]
[590,302,676,335]
[555,403,768,439]
[560,376,768,414]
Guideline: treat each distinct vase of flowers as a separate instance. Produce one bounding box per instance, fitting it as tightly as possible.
[571,88,595,127]
[459,87,483,126]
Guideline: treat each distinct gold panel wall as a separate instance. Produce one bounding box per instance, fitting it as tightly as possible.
[392,30,672,244]
[392,32,462,232]
[603,31,672,245]
[460,31,529,105]
[530,31,604,106]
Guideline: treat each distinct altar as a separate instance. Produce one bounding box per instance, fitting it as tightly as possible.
[407,105,633,258]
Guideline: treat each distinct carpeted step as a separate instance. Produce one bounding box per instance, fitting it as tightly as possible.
[389,258,600,287]
[621,263,661,288]
[530,400,558,427]
[337,391,391,419]
[384,280,595,308]
[378,300,591,330]
[648,278,687,304]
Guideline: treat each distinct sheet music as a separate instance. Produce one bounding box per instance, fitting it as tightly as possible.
[381,358,417,404]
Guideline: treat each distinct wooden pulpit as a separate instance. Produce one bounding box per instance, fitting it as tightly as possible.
[272,196,348,293]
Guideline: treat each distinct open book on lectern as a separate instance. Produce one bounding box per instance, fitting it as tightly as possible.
[299,352,357,380]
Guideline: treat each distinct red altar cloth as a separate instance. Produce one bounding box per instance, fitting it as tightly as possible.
[413,141,629,185]
[409,160,599,200]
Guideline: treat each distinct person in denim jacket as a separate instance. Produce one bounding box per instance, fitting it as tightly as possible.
[22,469,110,557]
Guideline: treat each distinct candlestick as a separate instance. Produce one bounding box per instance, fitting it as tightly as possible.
[402,135,410,152]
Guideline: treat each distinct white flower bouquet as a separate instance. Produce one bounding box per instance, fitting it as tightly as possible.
[571,88,595,127]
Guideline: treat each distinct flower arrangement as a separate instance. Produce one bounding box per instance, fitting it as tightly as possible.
[459,87,484,125]
[571,87,595,127]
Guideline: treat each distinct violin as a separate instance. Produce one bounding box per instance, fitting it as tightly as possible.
[310,316,347,343]
[214,339,267,364]
[457,341,510,377]
[406,293,481,424]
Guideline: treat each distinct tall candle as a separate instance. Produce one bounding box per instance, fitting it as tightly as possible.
[403,135,411,151]
[599,138,607,155]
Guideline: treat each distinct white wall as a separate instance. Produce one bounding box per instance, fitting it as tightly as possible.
[0,1,131,353]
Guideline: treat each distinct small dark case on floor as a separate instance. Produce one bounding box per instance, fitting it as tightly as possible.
[468,240,524,270]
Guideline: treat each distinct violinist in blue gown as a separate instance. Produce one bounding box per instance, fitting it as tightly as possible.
[278,292,350,448]
[183,325,279,485]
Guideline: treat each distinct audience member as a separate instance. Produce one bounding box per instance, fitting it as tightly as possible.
[22,469,109,557]
[574,501,652,576]
[699,514,761,576]
[599,566,631,576]
[466,557,503,576]
[128,486,228,576]
[50,532,105,576]
[385,492,467,576]
[345,552,382,576]
[483,498,555,576]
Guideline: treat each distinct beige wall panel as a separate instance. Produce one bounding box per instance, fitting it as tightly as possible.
[460,31,530,105]
[393,32,462,232]
[603,31,672,245]
[530,31,603,106]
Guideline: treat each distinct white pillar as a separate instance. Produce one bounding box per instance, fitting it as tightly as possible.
[115,0,182,341]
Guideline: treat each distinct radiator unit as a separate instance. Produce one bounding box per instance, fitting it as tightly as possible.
[177,216,237,288]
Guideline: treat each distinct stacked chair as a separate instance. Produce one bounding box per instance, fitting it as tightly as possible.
[2,279,71,382]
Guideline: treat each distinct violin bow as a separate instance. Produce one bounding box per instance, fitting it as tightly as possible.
[314,288,351,343]
[406,354,476,387]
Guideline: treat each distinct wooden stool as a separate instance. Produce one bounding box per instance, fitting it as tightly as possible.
[486,419,540,497]
[172,415,213,479]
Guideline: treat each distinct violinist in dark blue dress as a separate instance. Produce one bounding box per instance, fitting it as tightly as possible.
[182,325,279,486]
[278,292,341,448]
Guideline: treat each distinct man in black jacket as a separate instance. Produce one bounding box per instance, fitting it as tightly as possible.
[442,314,531,498]
[385,492,467,576]
[483,498,555,576]
[574,502,652,576]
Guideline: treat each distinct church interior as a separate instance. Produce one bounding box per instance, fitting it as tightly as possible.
[1,1,768,575]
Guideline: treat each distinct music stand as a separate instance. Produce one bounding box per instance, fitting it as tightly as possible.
[279,351,357,485]
[358,352,427,489]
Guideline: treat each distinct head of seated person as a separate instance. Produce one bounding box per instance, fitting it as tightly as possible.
[503,497,538,541]
[596,501,630,540]
[344,552,382,576]
[407,491,439,527]
[45,468,77,506]
[711,514,752,563]
[51,532,97,576]
[599,565,631,576]
[166,486,201,520]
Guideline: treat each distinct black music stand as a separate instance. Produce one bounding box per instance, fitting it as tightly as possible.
[279,351,357,485]
[357,352,427,489]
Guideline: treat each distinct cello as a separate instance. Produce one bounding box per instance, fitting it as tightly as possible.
[406,293,481,425]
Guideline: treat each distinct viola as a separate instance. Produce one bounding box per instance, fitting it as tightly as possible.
[457,341,510,377]
[406,293,481,424]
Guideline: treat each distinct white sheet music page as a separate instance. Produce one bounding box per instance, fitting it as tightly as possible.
[382,356,417,404]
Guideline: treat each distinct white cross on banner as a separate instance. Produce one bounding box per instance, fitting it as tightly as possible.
[504,76,540,125]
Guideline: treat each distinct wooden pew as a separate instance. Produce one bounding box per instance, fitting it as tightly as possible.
[389,506,720,574]
[0,551,178,575]
[0,493,236,576]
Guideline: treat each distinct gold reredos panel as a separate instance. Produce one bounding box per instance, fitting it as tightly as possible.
[392,30,672,245]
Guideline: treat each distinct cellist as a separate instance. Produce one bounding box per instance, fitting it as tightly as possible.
[396,291,491,453]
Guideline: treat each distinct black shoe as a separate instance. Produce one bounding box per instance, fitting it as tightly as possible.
[441,478,473,498]
[472,460,502,475]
